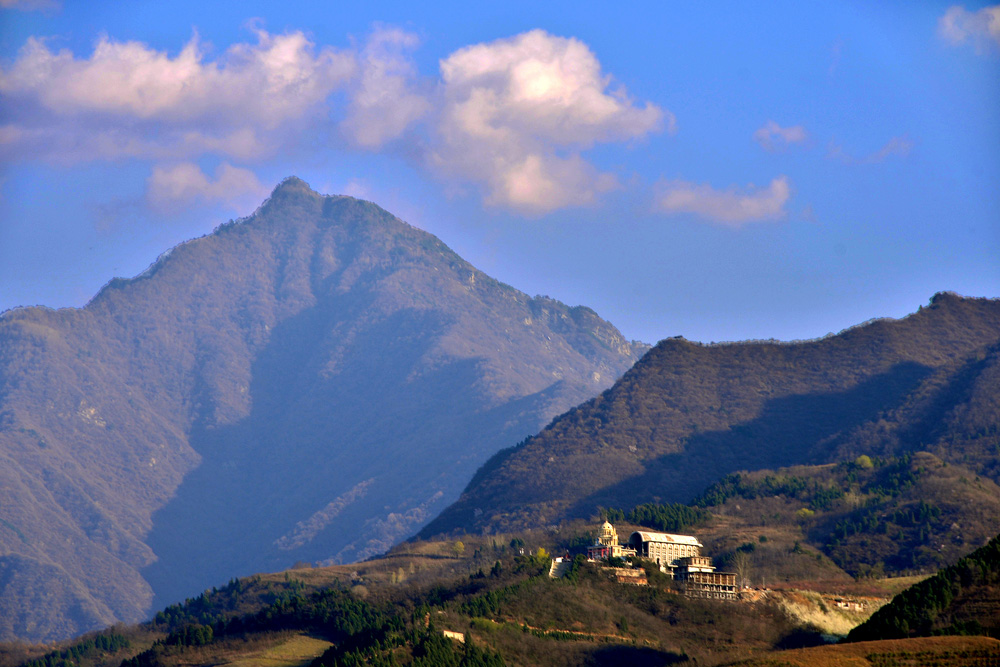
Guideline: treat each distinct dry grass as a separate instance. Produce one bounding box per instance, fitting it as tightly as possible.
[727,635,1000,667]
[220,634,332,667]
[772,590,871,636]
[159,633,331,667]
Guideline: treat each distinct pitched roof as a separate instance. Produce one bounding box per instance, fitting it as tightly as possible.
[629,531,702,547]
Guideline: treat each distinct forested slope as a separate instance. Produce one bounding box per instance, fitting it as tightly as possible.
[422,292,1000,538]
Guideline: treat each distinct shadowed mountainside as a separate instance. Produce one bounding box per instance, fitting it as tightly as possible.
[0,177,644,642]
[420,292,1000,538]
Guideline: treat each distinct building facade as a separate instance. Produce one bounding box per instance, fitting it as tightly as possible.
[674,556,737,599]
[586,521,637,560]
[628,530,703,569]
[587,522,734,599]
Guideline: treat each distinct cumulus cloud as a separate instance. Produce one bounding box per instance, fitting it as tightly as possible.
[0,27,355,162]
[430,29,666,213]
[655,176,791,226]
[146,162,267,213]
[1,25,668,215]
[938,5,1000,52]
[340,26,430,148]
[753,121,808,151]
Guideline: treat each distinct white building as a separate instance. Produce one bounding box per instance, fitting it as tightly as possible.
[628,530,703,570]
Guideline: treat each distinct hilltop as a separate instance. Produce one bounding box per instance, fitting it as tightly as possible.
[421,292,1000,538]
[5,522,998,667]
[0,178,643,642]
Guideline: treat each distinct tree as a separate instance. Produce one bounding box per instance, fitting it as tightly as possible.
[732,550,752,588]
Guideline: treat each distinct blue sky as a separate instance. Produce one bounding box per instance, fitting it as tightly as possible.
[1,1,998,344]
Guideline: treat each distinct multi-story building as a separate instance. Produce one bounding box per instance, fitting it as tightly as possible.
[628,530,703,569]
[674,556,737,599]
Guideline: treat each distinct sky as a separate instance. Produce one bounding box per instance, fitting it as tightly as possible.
[1,1,998,345]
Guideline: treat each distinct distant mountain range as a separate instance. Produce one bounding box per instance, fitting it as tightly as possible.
[0,178,644,642]
[421,292,1000,539]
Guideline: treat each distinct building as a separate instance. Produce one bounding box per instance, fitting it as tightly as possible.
[628,530,703,570]
[586,521,637,561]
[586,522,733,599]
[674,556,737,599]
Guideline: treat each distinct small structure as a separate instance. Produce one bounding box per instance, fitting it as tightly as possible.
[674,556,737,599]
[586,521,637,561]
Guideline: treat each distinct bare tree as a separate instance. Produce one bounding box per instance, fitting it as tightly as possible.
[732,550,752,588]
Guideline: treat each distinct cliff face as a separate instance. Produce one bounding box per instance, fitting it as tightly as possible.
[421,292,1000,538]
[0,177,643,642]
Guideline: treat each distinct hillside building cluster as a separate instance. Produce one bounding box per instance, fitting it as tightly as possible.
[586,521,737,599]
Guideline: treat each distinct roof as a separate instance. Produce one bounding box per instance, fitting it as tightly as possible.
[629,531,703,547]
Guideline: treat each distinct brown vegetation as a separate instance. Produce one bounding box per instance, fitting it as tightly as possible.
[0,177,642,642]
[423,292,1000,542]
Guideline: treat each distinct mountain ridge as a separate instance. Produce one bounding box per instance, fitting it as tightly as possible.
[0,177,643,642]
[420,291,1000,538]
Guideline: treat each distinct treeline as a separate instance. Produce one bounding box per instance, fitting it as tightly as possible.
[310,623,504,667]
[692,454,921,511]
[603,502,710,533]
[692,472,844,511]
[23,633,130,667]
[114,569,509,667]
[829,500,941,544]
[846,532,1000,642]
[152,575,263,628]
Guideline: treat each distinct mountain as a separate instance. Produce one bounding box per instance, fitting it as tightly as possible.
[846,532,1000,642]
[420,292,1000,538]
[0,177,644,643]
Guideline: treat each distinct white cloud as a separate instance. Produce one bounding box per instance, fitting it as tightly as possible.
[0,28,355,162]
[938,5,1000,52]
[431,29,666,213]
[753,121,808,151]
[655,176,791,226]
[146,162,267,213]
[1,25,668,215]
[340,26,430,148]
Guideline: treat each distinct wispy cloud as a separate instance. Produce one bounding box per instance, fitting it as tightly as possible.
[655,176,791,226]
[146,162,267,213]
[828,135,914,164]
[938,5,1000,53]
[753,121,808,152]
[340,26,430,148]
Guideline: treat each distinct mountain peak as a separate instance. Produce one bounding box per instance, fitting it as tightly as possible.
[272,175,314,195]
